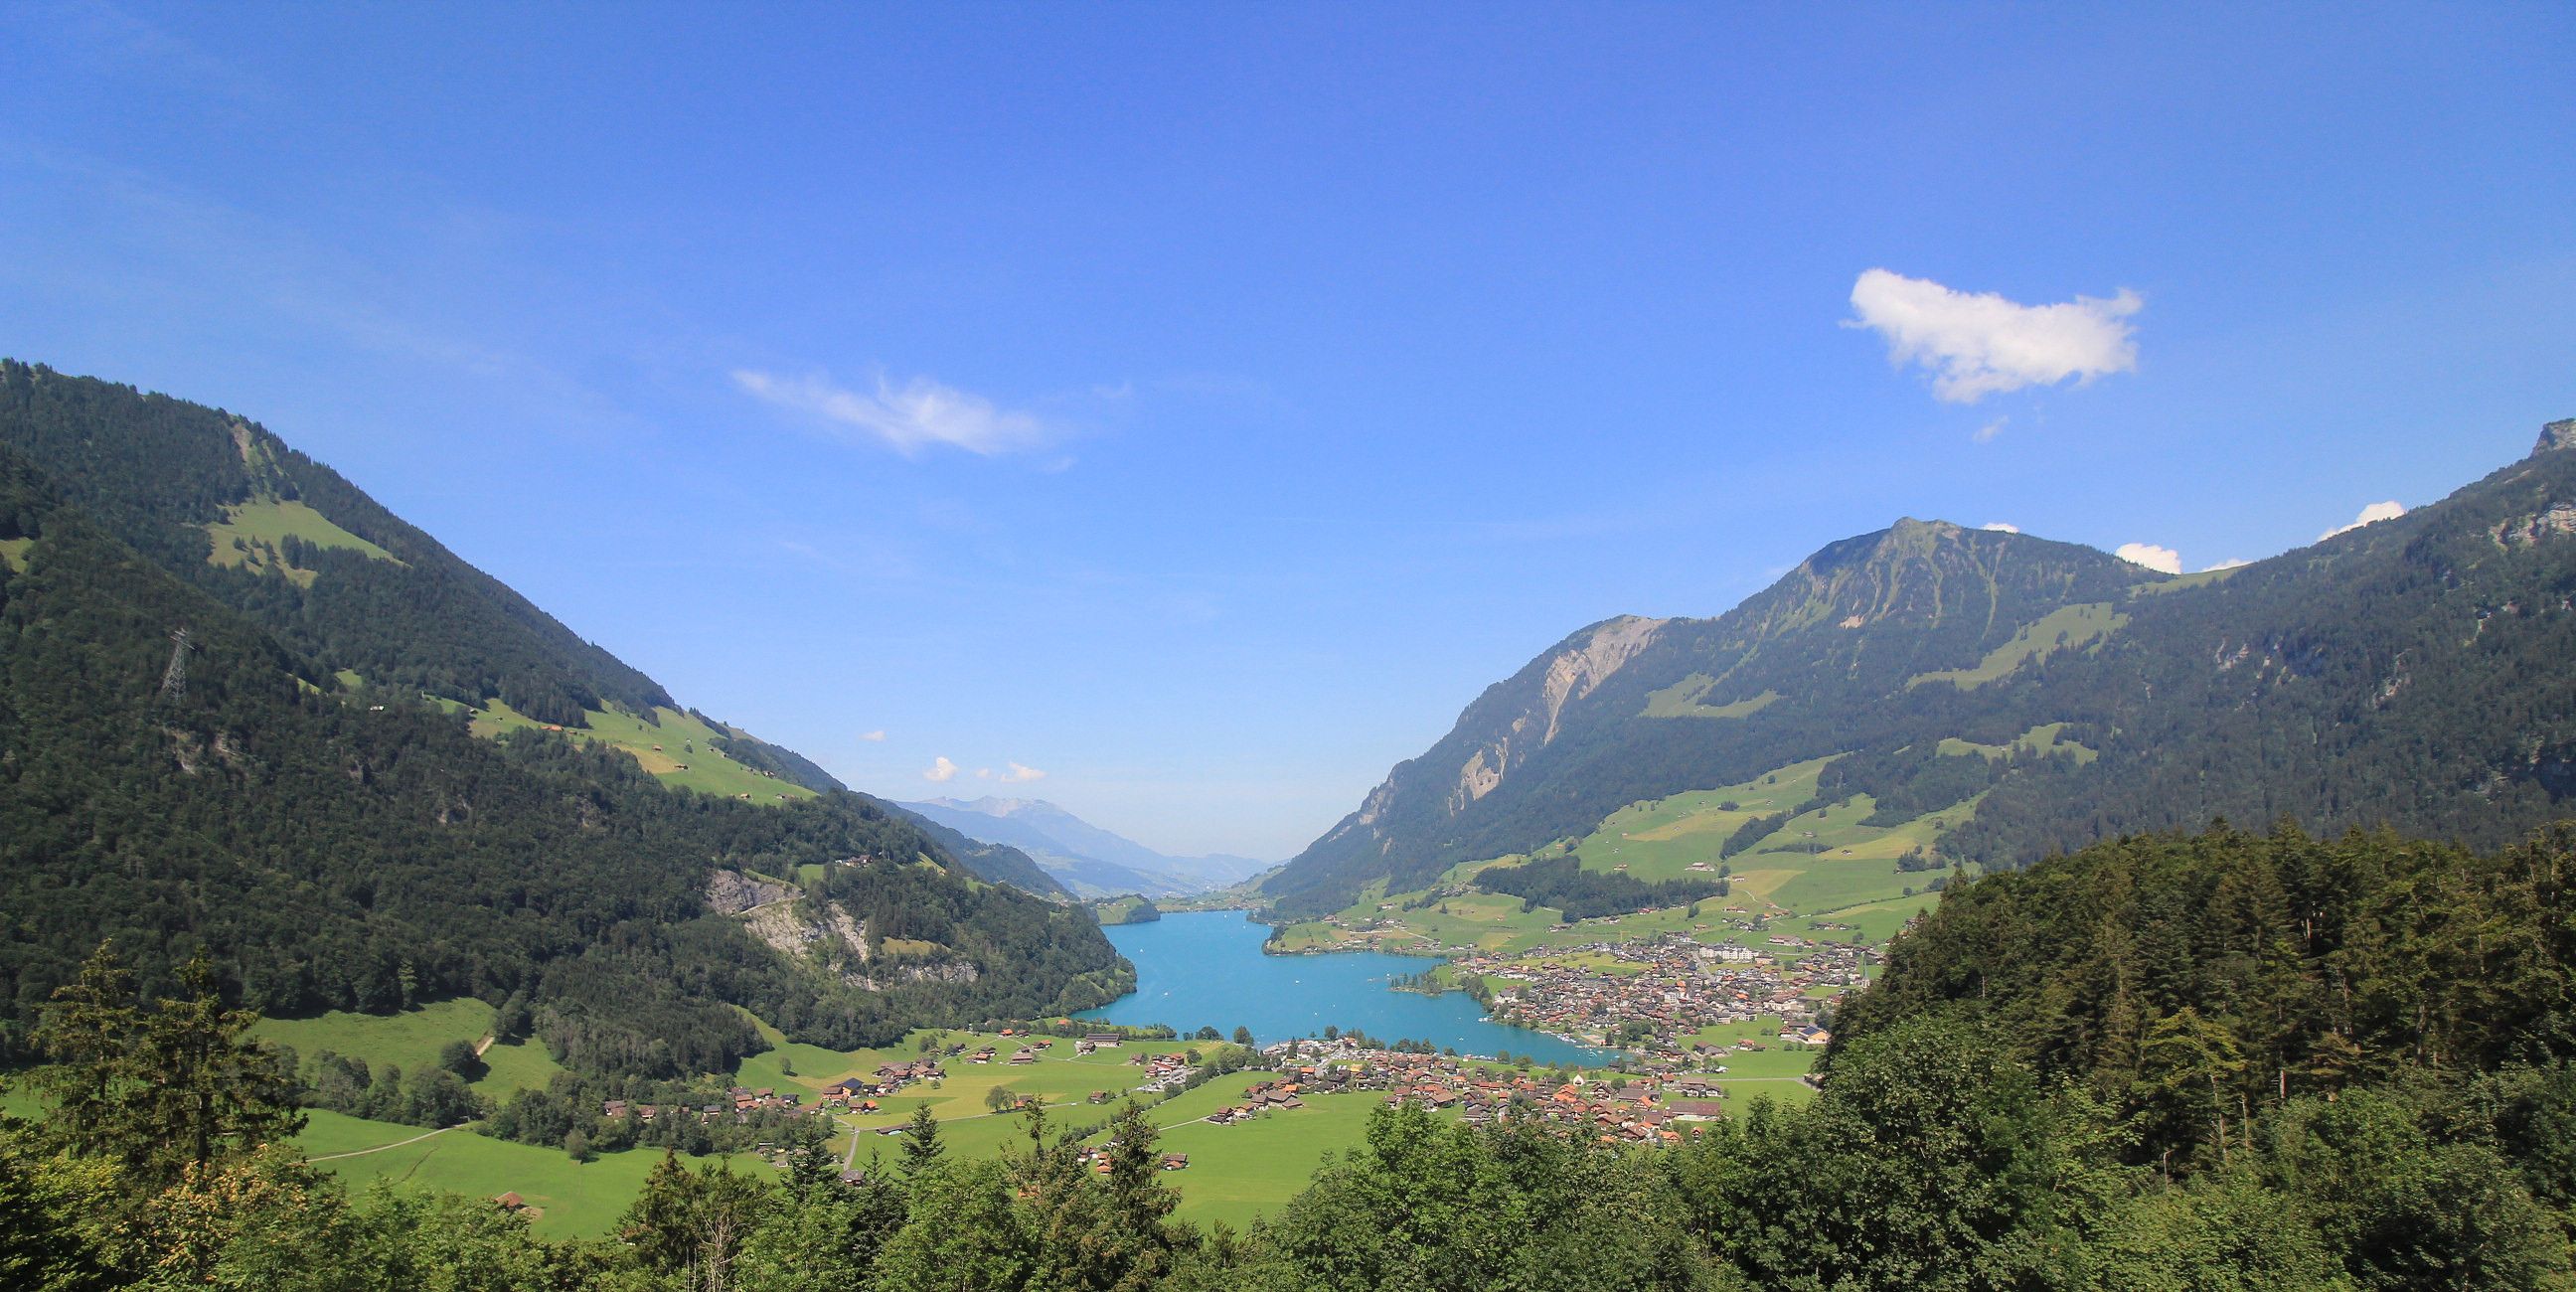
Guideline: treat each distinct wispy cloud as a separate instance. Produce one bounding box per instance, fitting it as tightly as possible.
[2201,557,2251,571]
[2115,542,2182,574]
[859,729,886,742]
[1000,761,1046,783]
[2319,500,2406,541]
[1981,522,2020,534]
[733,369,1053,457]
[1974,418,2008,443]
[1848,268,2142,404]
[923,756,959,782]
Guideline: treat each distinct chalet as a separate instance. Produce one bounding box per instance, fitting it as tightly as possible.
[1161,1154,1190,1172]
[1666,1099,1727,1121]
[1083,1033,1122,1048]
[495,1192,527,1211]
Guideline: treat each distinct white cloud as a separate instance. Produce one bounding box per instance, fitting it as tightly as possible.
[2201,558,2251,571]
[2319,500,2406,541]
[923,756,958,782]
[975,767,992,779]
[859,729,886,742]
[2115,542,2183,574]
[1974,418,2007,443]
[1981,522,2020,534]
[733,369,1053,457]
[1000,761,1047,783]
[1848,268,2142,404]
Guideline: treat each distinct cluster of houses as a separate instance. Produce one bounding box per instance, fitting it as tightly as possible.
[1126,1049,1200,1094]
[1218,1040,1739,1145]
[1456,934,1871,1052]
[1203,1079,1307,1123]
[600,1086,828,1124]
[819,1057,945,1107]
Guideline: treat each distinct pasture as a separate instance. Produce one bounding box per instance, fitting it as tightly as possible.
[470,700,818,801]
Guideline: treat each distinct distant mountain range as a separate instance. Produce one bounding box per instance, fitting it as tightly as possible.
[898,796,1272,897]
[1264,417,2576,915]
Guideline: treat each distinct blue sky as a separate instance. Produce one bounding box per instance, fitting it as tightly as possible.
[4,4,2571,858]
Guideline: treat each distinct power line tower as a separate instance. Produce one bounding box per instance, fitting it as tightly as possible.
[159,626,192,703]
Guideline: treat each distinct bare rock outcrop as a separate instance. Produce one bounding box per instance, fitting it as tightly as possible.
[704,869,794,915]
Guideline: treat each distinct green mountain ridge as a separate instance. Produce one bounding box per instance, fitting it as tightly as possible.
[1267,421,2576,915]
[0,366,1118,1072]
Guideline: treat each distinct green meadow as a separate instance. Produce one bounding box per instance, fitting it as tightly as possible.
[1938,721,2098,764]
[469,700,819,802]
[204,498,400,585]
[1905,601,2126,689]
[296,1110,771,1237]
[252,999,497,1074]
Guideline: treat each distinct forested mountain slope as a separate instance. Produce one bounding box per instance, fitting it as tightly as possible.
[1268,420,2576,914]
[0,360,830,790]
[0,422,1123,1075]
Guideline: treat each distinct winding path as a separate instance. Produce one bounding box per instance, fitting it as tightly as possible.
[307,1125,460,1162]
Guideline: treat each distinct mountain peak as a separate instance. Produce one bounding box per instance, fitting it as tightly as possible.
[2536,417,2576,457]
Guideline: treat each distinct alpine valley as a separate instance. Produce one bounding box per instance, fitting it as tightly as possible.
[10,367,2576,1291]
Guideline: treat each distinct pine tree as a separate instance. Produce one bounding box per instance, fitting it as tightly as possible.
[899,1102,945,1180]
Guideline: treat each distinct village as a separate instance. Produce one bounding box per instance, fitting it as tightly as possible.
[1189,1037,1751,1147]
[1458,933,1865,1054]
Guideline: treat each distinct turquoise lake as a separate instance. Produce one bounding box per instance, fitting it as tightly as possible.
[1075,909,1606,1065]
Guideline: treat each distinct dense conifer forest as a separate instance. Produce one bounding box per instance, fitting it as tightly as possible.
[1470,854,1727,920]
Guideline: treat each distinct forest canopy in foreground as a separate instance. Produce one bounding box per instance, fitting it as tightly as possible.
[7,822,2574,1290]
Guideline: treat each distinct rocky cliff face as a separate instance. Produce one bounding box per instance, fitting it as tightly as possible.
[2535,417,2576,457]
[1265,519,2152,912]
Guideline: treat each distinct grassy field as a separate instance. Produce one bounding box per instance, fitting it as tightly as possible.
[1574,757,1837,884]
[473,1038,569,1098]
[1938,721,2098,765]
[1668,1018,1823,1109]
[2128,566,2239,596]
[249,999,569,1100]
[15,1017,1725,1235]
[1145,1090,1385,1228]
[469,700,818,801]
[1640,675,1780,720]
[205,498,400,585]
[1906,601,2126,689]
[297,1110,770,1237]
[252,1000,496,1076]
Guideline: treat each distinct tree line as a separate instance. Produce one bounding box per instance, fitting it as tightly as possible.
[1472,854,1727,921]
